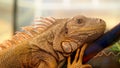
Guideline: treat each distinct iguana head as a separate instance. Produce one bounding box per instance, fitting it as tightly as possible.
[66,15,106,42]
[53,15,106,56]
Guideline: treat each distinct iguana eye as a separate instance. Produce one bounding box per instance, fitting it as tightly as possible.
[77,19,83,24]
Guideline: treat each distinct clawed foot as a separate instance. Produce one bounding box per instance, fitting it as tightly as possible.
[67,44,92,68]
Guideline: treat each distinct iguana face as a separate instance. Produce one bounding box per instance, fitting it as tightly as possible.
[66,15,106,43]
[53,15,106,56]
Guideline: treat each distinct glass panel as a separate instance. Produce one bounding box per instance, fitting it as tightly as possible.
[0,0,13,42]
[16,0,35,31]
[71,0,92,3]
[34,0,120,30]
[42,0,62,3]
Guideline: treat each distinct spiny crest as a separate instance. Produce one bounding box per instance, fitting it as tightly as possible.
[0,17,56,51]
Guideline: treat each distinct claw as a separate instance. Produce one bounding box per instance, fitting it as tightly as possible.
[74,48,80,63]
[67,56,71,67]
[80,64,92,68]
[67,43,92,68]
[78,44,87,64]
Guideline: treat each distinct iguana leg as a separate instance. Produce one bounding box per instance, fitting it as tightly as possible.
[67,44,92,68]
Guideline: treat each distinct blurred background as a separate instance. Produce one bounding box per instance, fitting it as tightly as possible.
[0,0,120,42]
[0,0,120,68]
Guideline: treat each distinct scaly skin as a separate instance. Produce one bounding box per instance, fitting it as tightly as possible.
[0,15,106,68]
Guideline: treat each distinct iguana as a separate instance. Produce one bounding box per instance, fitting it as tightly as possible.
[0,15,106,68]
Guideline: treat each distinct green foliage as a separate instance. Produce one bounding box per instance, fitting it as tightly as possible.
[110,40,120,64]
[110,40,120,52]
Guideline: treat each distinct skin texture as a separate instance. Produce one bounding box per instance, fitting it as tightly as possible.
[0,15,106,68]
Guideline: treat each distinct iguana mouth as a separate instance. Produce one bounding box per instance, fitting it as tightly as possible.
[67,29,104,43]
[68,24,105,36]
[68,31,97,37]
[78,25,105,31]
